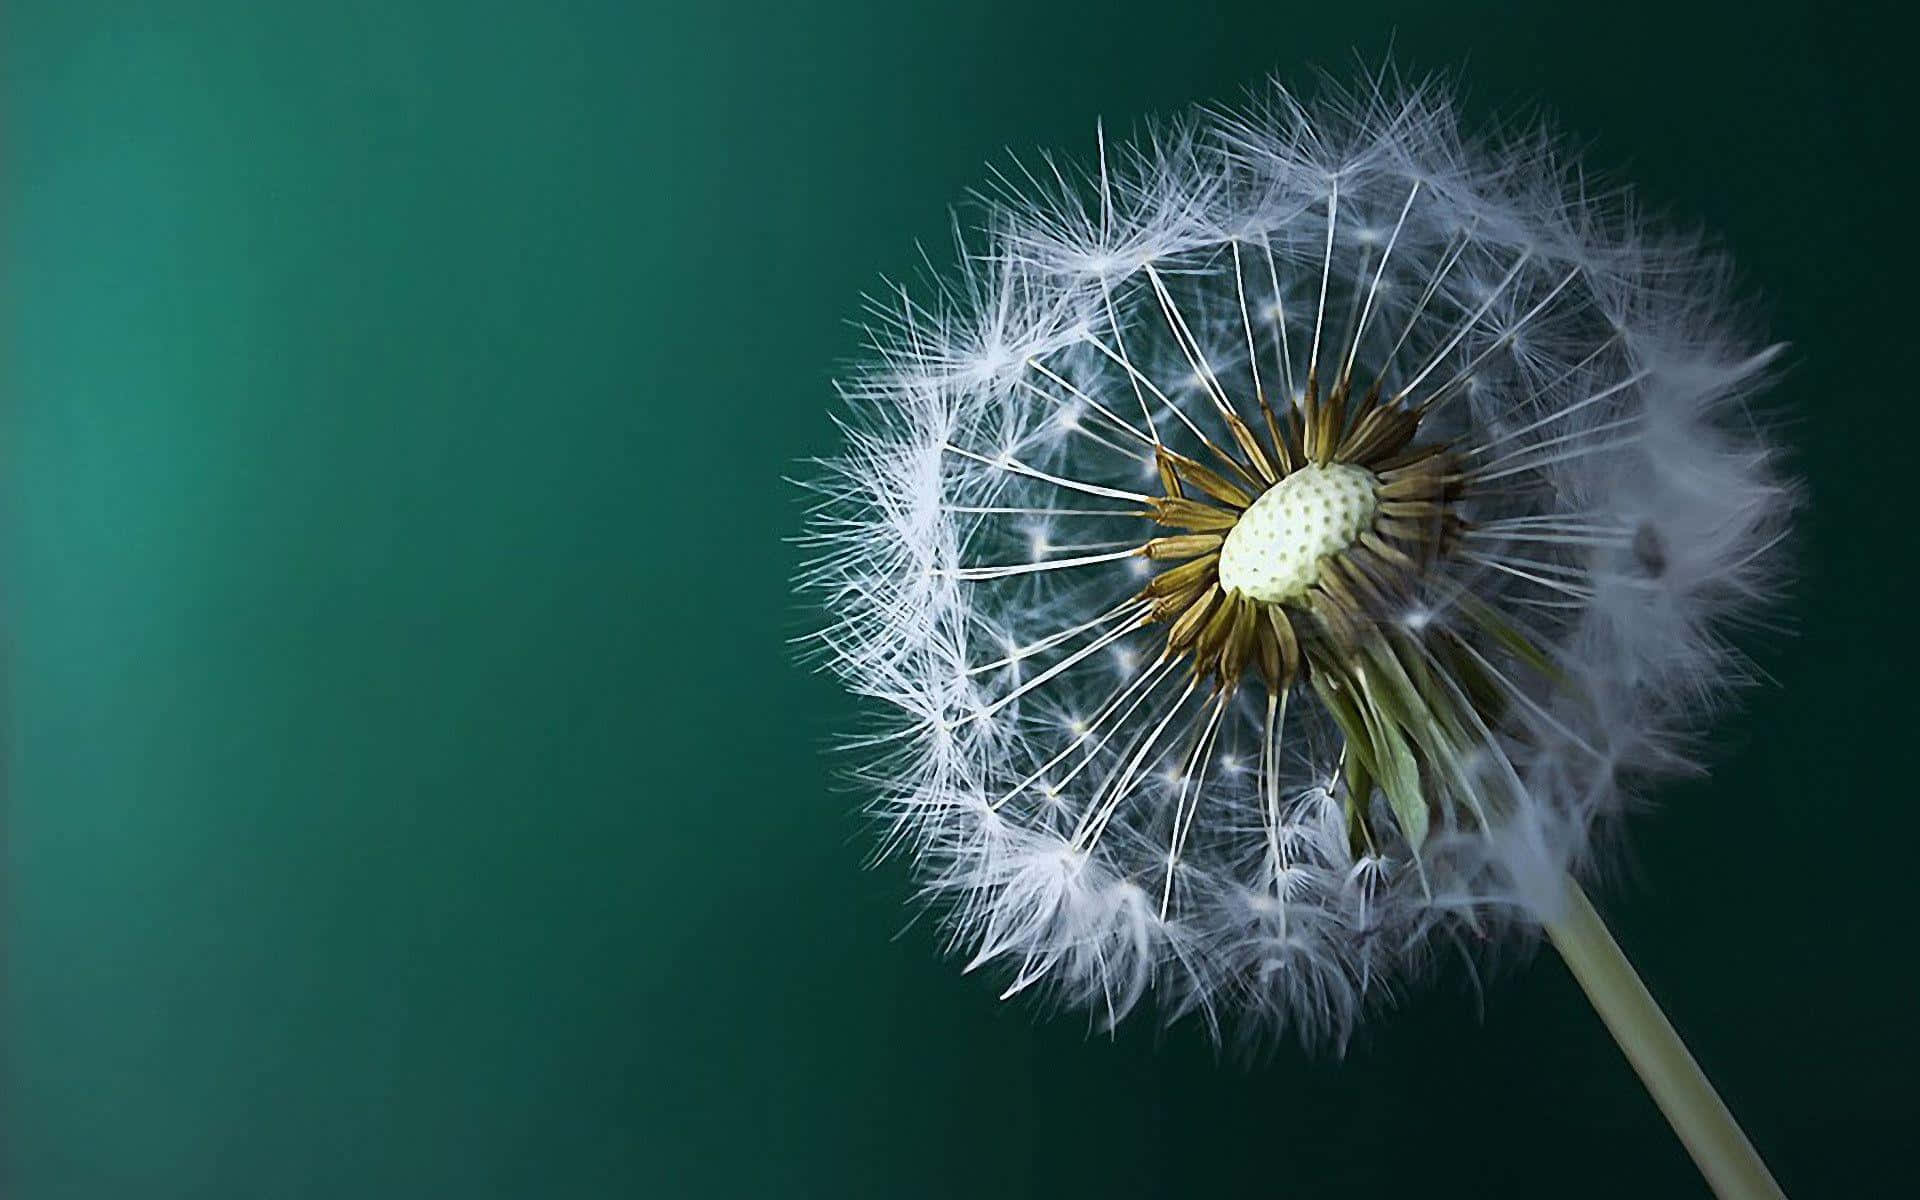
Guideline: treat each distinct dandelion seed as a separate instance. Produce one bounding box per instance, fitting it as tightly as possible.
[797,66,1792,1199]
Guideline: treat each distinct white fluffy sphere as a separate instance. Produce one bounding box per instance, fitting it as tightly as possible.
[797,69,1791,1051]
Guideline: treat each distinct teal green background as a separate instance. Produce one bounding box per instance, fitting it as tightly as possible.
[8,2,1913,1196]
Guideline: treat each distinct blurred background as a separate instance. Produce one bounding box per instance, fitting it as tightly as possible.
[8,1,1913,1196]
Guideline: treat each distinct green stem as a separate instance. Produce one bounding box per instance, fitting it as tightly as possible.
[1542,877,1786,1200]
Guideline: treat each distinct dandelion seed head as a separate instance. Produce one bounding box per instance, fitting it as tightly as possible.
[796,65,1792,1052]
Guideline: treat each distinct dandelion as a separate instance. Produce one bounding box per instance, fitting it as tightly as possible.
[798,67,1792,1198]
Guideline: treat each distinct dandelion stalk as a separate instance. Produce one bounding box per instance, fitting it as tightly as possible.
[1546,876,1786,1200]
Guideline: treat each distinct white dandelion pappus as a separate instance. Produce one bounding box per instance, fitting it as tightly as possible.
[797,67,1791,1198]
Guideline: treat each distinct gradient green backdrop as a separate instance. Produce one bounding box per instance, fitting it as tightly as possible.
[8,2,1913,1196]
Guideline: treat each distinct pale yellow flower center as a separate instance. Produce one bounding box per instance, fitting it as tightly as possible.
[1217,463,1378,604]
